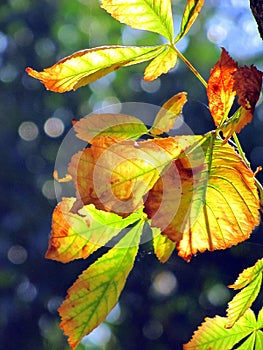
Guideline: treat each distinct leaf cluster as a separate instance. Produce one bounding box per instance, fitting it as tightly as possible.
[26,1,263,349]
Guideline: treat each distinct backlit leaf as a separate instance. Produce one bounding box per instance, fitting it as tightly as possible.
[45,197,143,263]
[207,48,238,126]
[152,227,175,263]
[26,45,165,92]
[174,0,205,43]
[226,258,263,327]
[150,92,187,135]
[68,136,185,217]
[100,0,174,42]
[145,136,260,261]
[184,308,258,350]
[59,219,143,349]
[74,113,148,143]
[144,46,177,81]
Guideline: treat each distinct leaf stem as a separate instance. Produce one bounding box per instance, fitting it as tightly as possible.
[172,45,207,88]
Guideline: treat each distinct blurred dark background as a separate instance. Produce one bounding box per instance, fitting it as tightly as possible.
[1,0,263,349]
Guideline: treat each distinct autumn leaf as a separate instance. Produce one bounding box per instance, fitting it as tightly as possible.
[152,227,175,263]
[73,113,148,143]
[207,48,238,127]
[174,0,205,43]
[145,136,260,261]
[144,46,177,81]
[100,0,174,42]
[59,219,144,349]
[226,258,263,328]
[150,92,187,135]
[184,308,263,350]
[26,45,165,92]
[45,197,143,263]
[68,136,185,217]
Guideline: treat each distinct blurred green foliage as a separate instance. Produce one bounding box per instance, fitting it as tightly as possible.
[0,0,262,349]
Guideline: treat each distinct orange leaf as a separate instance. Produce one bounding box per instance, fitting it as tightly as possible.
[207,48,238,126]
[68,136,185,217]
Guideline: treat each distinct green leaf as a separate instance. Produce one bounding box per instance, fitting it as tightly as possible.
[45,197,143,263]
[74,113,148,143]
[152,227,175,263]
[101,0,174,42]
[59,219,144,349]
[226,258,263,327]
[26,45,165,92]
[184,308,257,350]
[174,0,205,43]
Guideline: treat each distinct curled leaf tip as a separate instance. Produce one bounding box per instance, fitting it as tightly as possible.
[53,170,72,183]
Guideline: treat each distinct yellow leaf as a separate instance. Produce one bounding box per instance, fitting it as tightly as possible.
[26,45,164,92]
[45,197,142,263]
[150,92,187,135]
[152,227,175,263]
[101,0,174,42]
[145,136,260,261]
[144,46,177,81]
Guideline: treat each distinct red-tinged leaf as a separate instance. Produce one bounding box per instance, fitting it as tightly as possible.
[184,308,257,350]
[45,197,143,263]
[207,48,238,126]
[226,259,263,328]
[101,0,174,42]
[59,219,143,349]
[145,136,260,261]
[174,0,205,43]
[150,92,187,135]
[26,45,165,92]
[144,46,177,81]
[74,113,148,143]
[152,227,175,263]
[68,136,185,217]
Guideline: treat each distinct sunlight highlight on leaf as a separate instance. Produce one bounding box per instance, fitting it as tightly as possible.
[101,0,174,42]
[74,113,148,143]
[45,197,142,263]
[174,0,205,43]
[59,219,143,349]
[26,45,165,92]
[150,92,187,135]
[144,46,177,81]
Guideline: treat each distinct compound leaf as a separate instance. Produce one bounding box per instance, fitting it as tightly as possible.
[174,0,205,43]
[45,197,143,263]
[101,0,174,42]
[226,258,263,328]
[144,46,177,81]
[26,45,164,92]
[74,113,148,143]
[59,219,144,349]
